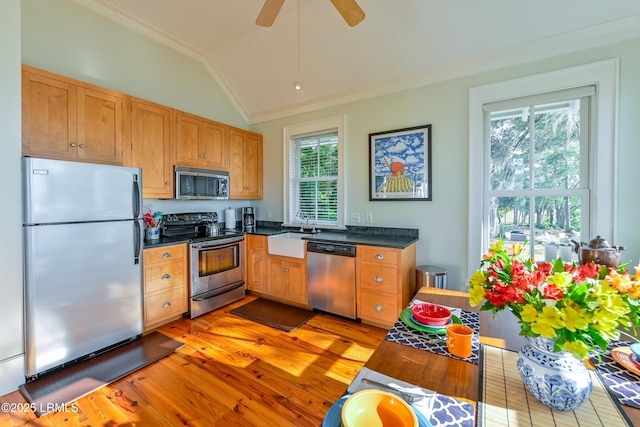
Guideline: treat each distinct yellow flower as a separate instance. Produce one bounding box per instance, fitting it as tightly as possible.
[508,243,522,256]
[520,305,538,323]
[560,301,591,332]
[562,340,590,360]
[546,272,572,290]
[530,306,563,338]
[469,273,487,307]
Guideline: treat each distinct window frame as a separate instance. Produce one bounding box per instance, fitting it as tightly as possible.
[485,93,591,261]
[283,114,346,229]
[468,59,619,279]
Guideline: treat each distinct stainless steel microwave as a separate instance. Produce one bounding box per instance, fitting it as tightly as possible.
[175,166,229,200]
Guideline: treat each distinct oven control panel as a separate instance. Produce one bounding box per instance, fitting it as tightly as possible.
[162,212,218,224]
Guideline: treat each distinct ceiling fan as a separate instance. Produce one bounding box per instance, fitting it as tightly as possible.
[256,0,365,27]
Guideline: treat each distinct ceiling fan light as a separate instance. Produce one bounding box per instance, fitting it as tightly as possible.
[294,82,302,90]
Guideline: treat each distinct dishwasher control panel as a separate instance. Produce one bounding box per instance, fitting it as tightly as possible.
[307,242,356,256]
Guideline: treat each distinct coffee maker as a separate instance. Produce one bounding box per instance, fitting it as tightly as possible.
[242,207,256,231]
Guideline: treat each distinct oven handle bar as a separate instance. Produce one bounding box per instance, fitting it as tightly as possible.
[191,236,245,249]
[192,281,245,301]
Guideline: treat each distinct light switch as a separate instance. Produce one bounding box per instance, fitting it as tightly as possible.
[350,212,360,223]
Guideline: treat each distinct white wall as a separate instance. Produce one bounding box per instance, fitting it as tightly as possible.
[250,37,640,291]
[0,0,26,395]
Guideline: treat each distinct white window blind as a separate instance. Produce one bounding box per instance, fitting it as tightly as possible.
[289,131,339,225]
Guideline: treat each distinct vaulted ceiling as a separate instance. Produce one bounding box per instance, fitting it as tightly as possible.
[82,0,640,123]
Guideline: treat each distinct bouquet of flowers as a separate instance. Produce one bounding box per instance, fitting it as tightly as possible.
[469,239,640,360]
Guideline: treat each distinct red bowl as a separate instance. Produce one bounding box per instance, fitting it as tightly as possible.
[411,303,452,326]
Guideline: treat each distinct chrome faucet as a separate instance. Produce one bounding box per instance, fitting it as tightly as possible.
[296,211,318,233]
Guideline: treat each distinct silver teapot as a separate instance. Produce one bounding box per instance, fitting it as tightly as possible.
[205,222,220,237]
[570,235,624,267]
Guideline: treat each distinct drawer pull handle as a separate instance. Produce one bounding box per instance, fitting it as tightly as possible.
[70,143,77,147]
[374,276,383,282]
[162,253,171,258]
[162,274,171,280]
[162,301,171,308]
[374,254,384,260]
[374,304,383,311]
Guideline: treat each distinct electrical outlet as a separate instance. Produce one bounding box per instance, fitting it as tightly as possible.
[350,212,360,223]
[365,213,373,223]
[268,210,272,219]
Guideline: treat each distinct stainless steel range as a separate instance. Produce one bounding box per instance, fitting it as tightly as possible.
[162,212,245,318]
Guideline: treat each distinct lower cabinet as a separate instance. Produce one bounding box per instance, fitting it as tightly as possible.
[143,244,188,329]
[266,256,308,305]
[357,243,417,328]
[246,234,267,293]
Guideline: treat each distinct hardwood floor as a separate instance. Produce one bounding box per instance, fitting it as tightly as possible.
[0,295,387,426]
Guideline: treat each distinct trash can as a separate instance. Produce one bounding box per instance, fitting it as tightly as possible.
[416,265,447,289]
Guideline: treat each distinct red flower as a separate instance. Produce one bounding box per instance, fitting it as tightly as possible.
[572,263,600,281]
[542,284,564,300]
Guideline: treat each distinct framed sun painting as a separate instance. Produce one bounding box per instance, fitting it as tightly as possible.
[369,124,432,201]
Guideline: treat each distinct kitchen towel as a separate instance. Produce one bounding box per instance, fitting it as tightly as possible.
[347,367,475,427]
[224,208,236,230]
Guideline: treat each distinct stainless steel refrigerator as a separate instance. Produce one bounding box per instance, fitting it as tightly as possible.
[23,157,144,380]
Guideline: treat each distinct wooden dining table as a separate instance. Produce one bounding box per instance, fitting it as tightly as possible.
[360,286,640,426]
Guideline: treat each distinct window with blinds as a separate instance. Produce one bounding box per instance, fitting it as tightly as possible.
[289,131,339,225]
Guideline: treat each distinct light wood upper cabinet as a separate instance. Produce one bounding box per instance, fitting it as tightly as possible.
[129,98,175,198]
[176,112,228,170]
[229,128,263,199]
[22,66,124,165]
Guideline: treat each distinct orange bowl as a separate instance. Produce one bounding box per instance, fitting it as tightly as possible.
[341,389,418,427]
[411,303,452,326]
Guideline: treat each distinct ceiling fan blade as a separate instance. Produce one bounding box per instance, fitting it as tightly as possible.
[256,0,285,27]
[329,0,365,27]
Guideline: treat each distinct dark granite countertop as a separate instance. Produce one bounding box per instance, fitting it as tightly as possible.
[247,224,418,249]
[143,236,191,249]
[143,225,418,250]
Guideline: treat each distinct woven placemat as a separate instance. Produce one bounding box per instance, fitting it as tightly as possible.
[479,344,633,427]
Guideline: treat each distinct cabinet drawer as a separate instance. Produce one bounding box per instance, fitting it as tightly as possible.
[359,290,399,325]
[144,287,186,326]
[246,234,266,250]
[145,245,185,265]
[358,246,399,265]
[359,263,398,294]
[145,260,186,294]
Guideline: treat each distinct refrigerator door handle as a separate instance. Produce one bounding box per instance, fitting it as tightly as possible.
[134,220,141,265]
[133,174,141,219]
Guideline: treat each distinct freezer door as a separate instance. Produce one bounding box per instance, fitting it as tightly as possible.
[24,220,144,377]
[23,157,142,224]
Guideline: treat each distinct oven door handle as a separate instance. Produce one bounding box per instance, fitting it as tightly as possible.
[191,236,244,249]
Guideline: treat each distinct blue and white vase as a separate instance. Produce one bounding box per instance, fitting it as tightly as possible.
[516,336,592,411]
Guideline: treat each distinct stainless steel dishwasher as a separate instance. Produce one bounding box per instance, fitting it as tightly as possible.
[307,241,357,319]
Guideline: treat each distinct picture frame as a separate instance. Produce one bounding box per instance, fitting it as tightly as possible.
[369,124,432,201]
